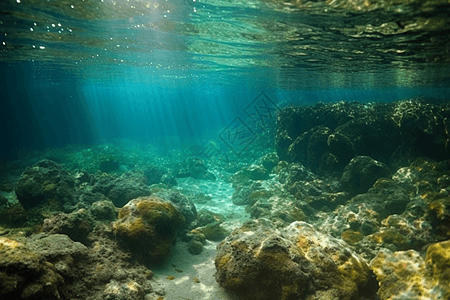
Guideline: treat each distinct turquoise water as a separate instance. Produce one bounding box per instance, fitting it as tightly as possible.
[1,0,450,157]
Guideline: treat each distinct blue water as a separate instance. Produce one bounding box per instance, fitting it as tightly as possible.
[1,0,450,159]
[2,60,449,160]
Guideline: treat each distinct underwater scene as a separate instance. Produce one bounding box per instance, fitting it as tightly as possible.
[1,0,450,299]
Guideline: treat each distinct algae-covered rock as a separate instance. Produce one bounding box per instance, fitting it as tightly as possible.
[242,164,269,181]
[90,200,118,221]
[278,162,314,186]
[112,196,184,262]
[103,280,145,300]
[370,243,450,300]
[191,221,229,241]
[426,240,450,298]
[15,159,76,209]
[187,239,203,255]
[28,233,88,278]
[341,156,391,197]
[215,220,378,300]
[42,209,95,245]
[158,190,197,226]
[260,152,279,172]
[92,172,152,207]
[0,237,63,300]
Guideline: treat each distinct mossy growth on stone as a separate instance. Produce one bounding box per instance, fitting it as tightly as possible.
[112,196,184,263]
[0,237,63,299]
[341,229,364,245]
[426,240,450,298]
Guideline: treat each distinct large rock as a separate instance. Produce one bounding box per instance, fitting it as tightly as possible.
[42,209,95,246]
[341,156,391,197]
[112,196,185,262]
[143,165,177,186]
[0,229,154,300]
[0,237,63,300]
[370,241,450,300]
[287,126,331,172]
[92,172,152,207]
[15,159,76,209]
[276,102,375,162]
[215,220,378,300]
[155,190,197,226]
[28,234,89,278]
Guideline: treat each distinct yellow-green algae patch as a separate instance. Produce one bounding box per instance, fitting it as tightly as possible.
[370,240,450,300]
[215,221,377,300]
[112,196,184,262]
[0,237,63,299]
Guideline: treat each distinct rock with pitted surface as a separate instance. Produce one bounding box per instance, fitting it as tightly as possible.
[92,172,152,208]
[15,159,76,209]
[215,220,378,300]
[0,237,64,300]
[340,156,391,197]
[112,196,185,262]
[370,241,450,300]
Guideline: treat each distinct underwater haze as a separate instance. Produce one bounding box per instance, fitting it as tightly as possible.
[1,0,450,157]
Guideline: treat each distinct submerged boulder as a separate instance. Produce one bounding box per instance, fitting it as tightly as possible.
[15,159,76,209]
[370,240,450,300]
[92,172,152,207]
[42,209,95,246]
[0,237,64,300]
[341,156,391,197]
[112,196,184,262]
[215,220,378,300]
[157,190,197,226]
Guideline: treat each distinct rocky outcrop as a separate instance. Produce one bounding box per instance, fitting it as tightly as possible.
[276,100,450,175]
[92,172,152,207]
[15,159,76,209]
[215,220,378,300]
[370,240,450,300]
[340,156,391,197]
[0,237,64,300]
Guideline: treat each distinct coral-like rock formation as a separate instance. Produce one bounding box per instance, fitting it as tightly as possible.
[370,241,450,300]
[215,220,378,300]
[0,237,64,300]
[42,209,95,245]
[0,228,155,300]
